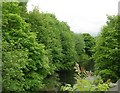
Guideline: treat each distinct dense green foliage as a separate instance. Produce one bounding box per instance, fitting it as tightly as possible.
[94,16,120,82]
[82,33,95,71]
[61,75,110,92]
[2,2,83,91]
[2,2,53,91]
[74,34,85,64]
[2,1,120,92]
[27,9,79,88]
[60,64,110,92]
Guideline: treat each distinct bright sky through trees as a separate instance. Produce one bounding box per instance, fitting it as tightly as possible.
[27,0,119,36]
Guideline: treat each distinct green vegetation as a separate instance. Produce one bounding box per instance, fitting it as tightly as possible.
[2,1,120,92]
[93,16,120,82]
[60,63,110,92]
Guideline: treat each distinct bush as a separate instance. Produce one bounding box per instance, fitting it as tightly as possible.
[60,63,110,91]
[61,75,110,91]
[99,69,118,83]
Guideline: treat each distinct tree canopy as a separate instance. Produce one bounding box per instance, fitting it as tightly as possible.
[2,1,120,92]
[93,16,120,82]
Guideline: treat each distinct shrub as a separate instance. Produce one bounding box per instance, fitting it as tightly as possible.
[60,63,110,92]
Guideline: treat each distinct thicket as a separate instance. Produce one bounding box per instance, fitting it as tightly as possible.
[60,63,110,92]
[2,1,120,92]
[2,2,89,91]
[93,16,120,83]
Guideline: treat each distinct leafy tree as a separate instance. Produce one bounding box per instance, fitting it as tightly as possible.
[59,22,77,69]
[58,22,78,85]
[28,9,78,70]
[82,33,95,71]
[82,33,95,56]
[93,16,120,82]
[28,9,63,70]
[73,33,90,71]
[28,8,79,86]
[74,33,85,63]
[2,2,52,91]
[27,8,64,90]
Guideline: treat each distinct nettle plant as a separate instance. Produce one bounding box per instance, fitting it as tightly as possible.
[60,63,111,91]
